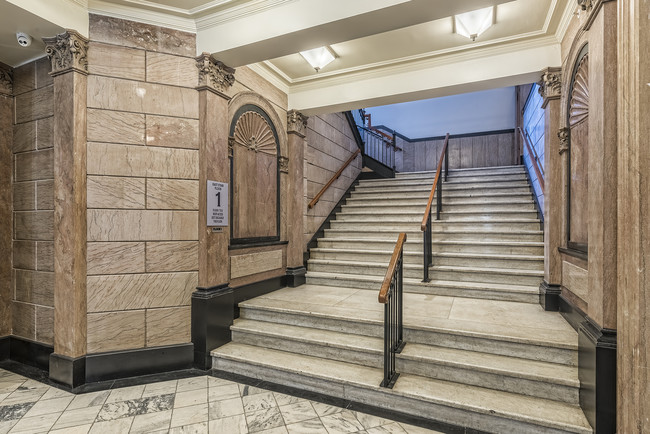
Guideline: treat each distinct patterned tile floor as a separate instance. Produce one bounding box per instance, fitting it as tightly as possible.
[0,368,443,434]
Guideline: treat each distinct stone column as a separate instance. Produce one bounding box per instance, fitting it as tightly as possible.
[285,110,308,287]
[537,67,563,310]
[616,0,649,432]
[0,64,13,347]
[43,30,89,388]
[192,53,236,369]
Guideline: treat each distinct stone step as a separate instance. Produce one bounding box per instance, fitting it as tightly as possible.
[316,238,425,253]
[236,288,578,364]
[351,185,532,197]
[439,210,539,220]
[336,209,538,221]
[345,193,534,205]
[212,345,591,433]
[322,228,544,242]
[230,319,580,404]
[308,258,425,279]
[433,240,544,255]
[305,271,539,303]
[341,201,537,214]
[328,219,541,232]
[439,201,537,212]
[355,180,530,192]
[430,265,544,286]
[444,174,528,183]
[444,165,527,176]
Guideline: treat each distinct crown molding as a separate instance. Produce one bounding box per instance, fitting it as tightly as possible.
[88,0,197,32]
[195,0,295,30]
[65,0,89,7]
[555,0,577,44]
[247,63,290,94]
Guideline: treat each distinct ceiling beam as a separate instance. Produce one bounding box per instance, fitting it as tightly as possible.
[5,0,89,37]
[286,39,561,115]
[200,0,513,67]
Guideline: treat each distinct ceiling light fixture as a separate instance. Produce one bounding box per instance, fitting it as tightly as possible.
[454,6,495,41]
[299,46,336,72]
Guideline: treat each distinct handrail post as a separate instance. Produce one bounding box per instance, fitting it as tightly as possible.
[444,139,449,181]
[436,177,442,220]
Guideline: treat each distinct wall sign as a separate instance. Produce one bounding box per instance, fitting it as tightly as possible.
[207,181,228,227]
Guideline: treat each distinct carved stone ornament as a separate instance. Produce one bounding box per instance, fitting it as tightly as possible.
[232,111,277,156]
[558,128,569,155]
[538,67,562,107]
[577,0,594,11]
[43,30,89,76]
[228,137,234,158]
[287,110,308,137]
[279,156,289,173]
[196,52,235,94]
[0,63,12,95]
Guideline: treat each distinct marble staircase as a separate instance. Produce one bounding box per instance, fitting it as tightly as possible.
[212,166,593,433]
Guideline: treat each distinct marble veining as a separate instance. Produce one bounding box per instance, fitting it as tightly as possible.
[0,401,34,420]
[96,393,174,422]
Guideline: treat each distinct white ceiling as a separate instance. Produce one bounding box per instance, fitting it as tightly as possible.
[0,0,574,113]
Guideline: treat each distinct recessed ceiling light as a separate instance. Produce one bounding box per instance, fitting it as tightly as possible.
[454,6,495,41]
[299,46,337,72]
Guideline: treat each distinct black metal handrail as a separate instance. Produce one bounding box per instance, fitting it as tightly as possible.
[420,133,450,282]
[358,125,397,170]
[378,232,407,388]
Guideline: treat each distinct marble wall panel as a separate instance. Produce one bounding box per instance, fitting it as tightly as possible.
[35,306,53,345]
[230,250,283,279]
[146,179,198,210]
[562,260,589,302]
[87,310,145,353]
[87,142,198,179]
[89,14,196,57]
[35,57,52,89]
[145,241,198,272]
[13,122,36,152]
[87,271,197,312]
[14,149,54,181]
[228,66,288,114]
[145,115,198,149]
[87,242,146,275]
[88,42,146,81]
[13,241,36,270]
[36,242,54,272]
[12,62,35,95]
[14,269,54,306]
[87,76,198,119]
[36,180,53,210]
[13,182,35,211]
[12,302,35,340]
[87,209,198,242]
[14,86,54,124]
[87,175,146,209]
[14,211,54,240]
[146,52,196,88]
[36,117,53,150]
[145,306,190,347]
[87,109,145,145]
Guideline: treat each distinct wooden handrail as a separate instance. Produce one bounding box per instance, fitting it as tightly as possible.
[308,149,361,209]
[518,127,545,192]
[379,233,407,303]
[420,133,450,231]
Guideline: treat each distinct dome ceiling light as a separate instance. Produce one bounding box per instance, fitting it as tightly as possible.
[299,46,337,72]
[454,6,495,41]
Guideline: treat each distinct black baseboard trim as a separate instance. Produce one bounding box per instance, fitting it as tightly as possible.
[0,336,9,361]
[211,369,487,434]
[539,281,561,311]
[49,353,85,389]
[8,336,53,371]
[285,266,306,288]
[559,294,586,332]
[232,275,287,308]
[192,285,233,370]
[86,343,194,383]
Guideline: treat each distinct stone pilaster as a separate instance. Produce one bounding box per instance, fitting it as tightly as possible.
[539,67,563,310]
[192,53,235,369]
[285,110,308,287]
[43,30,89,388]
[0,62,13,340]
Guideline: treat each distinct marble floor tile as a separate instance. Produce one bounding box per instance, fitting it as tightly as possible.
[273,392,305,407]
[0,402,34,421]
[207,376,236,388]
[0,393,9,403]
[311,401,345,417]
[398,423,446,434]
[51,405,102,430]
[285,417,329,434]
[0,383,22,395]
[0,419,19,434]
[49,423,92,434]
[88,416,134,434]
[40,387,74,401]
[207,414,247,434]
[243,391,277,412]
[142,380,178,398]
[169,421,208,434]
[23,396,73,418]
[239,384,268,397]
[130,409,172,433]
[278,401,317,425]
[366,422,408,434]
[208,397,244,419]
[6,412,59,433]
[256,426,288,434]
[105,385,146,404]
[96,394,174,422]
[319,409,365,433]
[67,390,110,411]
[355,411,394,429]
[246,406,285,433]
[208,383,241,402]
[2,387,47,406]
[176,376,208,393]
[170,403,208,428]
[174,388,207,408]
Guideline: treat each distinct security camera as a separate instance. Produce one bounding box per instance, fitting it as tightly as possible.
[16,32,32,47]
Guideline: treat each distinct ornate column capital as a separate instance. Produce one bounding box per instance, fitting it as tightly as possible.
[0,63,13,96]
[558,128,569,155]
[577,0,594,11]
[287,110,308,137]
[43,30,89,77]
[538,67,562,108]
[196,53,235,96]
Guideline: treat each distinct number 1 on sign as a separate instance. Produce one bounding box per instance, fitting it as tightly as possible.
[215,191,221,207]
